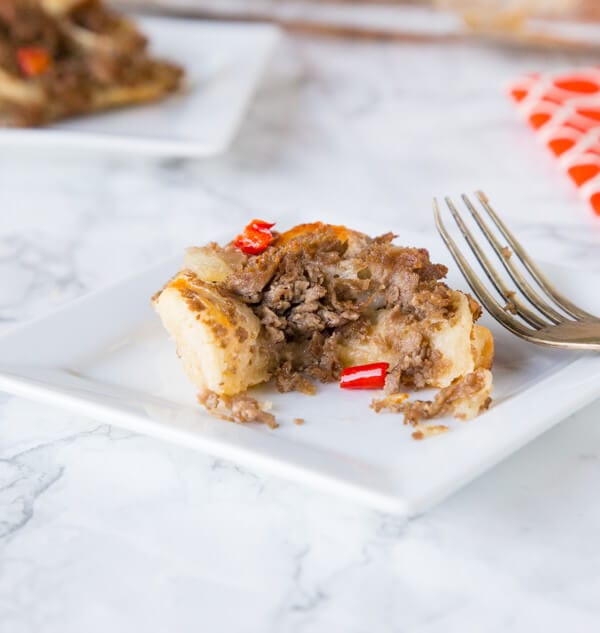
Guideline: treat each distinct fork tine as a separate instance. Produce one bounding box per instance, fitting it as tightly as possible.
[443,197,549,329]
[461,193,566,325]
[433,199,536,339]
[475,191,597,321]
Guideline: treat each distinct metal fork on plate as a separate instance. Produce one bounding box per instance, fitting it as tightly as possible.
[433,191,600,350]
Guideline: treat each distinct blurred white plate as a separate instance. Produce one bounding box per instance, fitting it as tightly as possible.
[0,225,599,515]
[0,17,280,157]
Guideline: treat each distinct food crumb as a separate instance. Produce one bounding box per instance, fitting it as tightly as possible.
[370,392,409,413]
[501,246,512,259]
[197,390,278,428]
[504,301,517,314]
[503,290,517,314]
[412,424,449,440]
[293,417,305,426]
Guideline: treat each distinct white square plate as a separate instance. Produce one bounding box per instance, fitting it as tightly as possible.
[1,225,599,515]
[0,17,280,157]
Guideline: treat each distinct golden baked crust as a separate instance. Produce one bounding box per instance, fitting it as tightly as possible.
[155,270,271,397]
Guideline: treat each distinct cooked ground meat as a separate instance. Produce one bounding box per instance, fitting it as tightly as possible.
[216,224,453,392]
[275,361,317,394]
[198,390,278,428]
[0,1,65,73]
[70,0,123,35]
[0,2,59,48]
[380,327,439,391]
[371,369,492,425]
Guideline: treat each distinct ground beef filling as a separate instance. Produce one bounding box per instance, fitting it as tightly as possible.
[0,4,60,52]
[70,0,122,34]
[371,368,492,425]
[0,3,63,75]
[217,226,455,393]
[198,391,277,429]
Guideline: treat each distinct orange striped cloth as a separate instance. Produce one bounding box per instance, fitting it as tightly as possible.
[508,68,600,217]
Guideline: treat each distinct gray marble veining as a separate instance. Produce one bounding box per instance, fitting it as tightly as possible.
[1,29,600,633]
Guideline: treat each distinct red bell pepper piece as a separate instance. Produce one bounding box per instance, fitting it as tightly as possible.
[234,219,275,255]
[17,46,51,77]
[339,362,389,390]
[248,219,275,232]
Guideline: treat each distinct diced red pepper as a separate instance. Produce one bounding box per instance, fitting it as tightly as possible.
[17,46,51,77]
[248,219,275,232]
[234,219,275,255]
[339,362,389,390]
[234,229,272,255]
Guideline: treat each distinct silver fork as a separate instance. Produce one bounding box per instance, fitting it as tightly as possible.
[433,191,600,351]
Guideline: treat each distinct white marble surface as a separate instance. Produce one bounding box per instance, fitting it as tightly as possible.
[2,26,600,633]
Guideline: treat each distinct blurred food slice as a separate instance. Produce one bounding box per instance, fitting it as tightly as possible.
[0,0,183,127]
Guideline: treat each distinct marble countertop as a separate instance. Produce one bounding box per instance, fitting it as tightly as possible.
[2,24,600,633]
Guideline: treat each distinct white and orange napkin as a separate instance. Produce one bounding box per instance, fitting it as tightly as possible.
[508,67,600,216]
